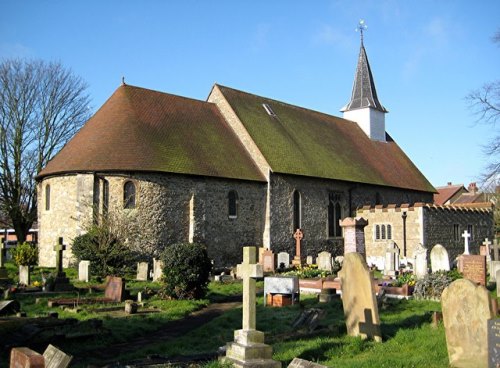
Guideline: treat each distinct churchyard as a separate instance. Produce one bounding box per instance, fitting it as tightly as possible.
[0,228,499,367]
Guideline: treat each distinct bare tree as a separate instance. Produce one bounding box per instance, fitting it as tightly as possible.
[0,59,91,243]
[466,29,500,186]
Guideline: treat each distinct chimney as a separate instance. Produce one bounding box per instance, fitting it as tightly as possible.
[447,182,452,186]
[467,182,477,194]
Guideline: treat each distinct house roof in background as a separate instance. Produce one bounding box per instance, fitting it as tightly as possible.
[433,184,466,205]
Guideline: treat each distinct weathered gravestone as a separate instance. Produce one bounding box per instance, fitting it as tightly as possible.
[262,249,275,273]
[441,278,495,368]
[152,258,164,282]
[306,256,313,265]
[136,262,149,281]
[384,241,400,277]
[10,347,44,368]
[460,255,487,286]
[317,251,332,272]
[53,238,73,292]
[488,319,500,368]
[104,276,126,302]
[340,217,368,259]
[78,260,90,282]
[413,243,428,279]
[430,244,450,272]
[292,229,304,267]
[223,246,280,368]
[19,265,30,286]
[338,252,382,342]
[287,358,328,368]
[490,261,500,283]
[43,344,72,368]
[277,252,290,269]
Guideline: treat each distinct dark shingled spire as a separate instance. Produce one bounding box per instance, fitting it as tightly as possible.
[341,41,388,113]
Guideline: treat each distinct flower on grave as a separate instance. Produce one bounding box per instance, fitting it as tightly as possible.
[32,281,42,287]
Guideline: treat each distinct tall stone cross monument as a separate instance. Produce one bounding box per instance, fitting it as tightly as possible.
[291,229,303,267]
[224,246,281,368]
[54,237,66,275]
[461,230,471,255]
[52,237,73,291]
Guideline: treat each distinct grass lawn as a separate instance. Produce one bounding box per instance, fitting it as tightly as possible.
[1,262,449,367]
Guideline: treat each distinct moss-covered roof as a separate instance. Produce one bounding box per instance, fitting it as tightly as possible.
[217,85,435,193]
[37,85,265,182]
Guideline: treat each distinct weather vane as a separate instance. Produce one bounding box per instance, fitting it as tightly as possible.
[356,19,368,44]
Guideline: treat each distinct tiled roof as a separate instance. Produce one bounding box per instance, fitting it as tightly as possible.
[433,184,465,205]
[217,85,435,193]
[37,85,265,182]
[453,192,488,204]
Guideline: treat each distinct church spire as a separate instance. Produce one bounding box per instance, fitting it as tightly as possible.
[341,20,388,142]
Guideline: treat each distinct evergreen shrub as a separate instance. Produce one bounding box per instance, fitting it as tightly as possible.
[160,242,212,300]
[413,270,462,300]
[11,242,38,266]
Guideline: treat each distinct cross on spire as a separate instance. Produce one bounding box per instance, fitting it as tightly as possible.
[356,19,368,44]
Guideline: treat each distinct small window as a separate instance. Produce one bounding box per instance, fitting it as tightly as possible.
[45,184,51,211]
[453,224,460,241]
[328,193,342,237]
[375,225,381,240]
[381,225,386,239]
[102,180,109,216]
[293,190,301,231]
[467,224,474,240]
[262,103,277,117]
[228,190,238,218]
[387,224,392,240]
[123,181,136,209]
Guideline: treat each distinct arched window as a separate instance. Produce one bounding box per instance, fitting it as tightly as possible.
[228,190,238,218]
[102,179,109,215]
[45,184,51,211]
[293,190,301,231]
[375,225,380,240]
[328,193,342,237]
[387,224,392,240]
[123,181,136,209]
[381,225,386,240]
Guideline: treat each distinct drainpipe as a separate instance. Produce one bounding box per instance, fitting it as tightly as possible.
[402,211,407,258]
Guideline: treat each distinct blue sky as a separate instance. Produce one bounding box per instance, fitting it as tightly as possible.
[1,0,499,189]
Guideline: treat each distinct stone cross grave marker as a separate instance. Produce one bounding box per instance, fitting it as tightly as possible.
[482,238,492,262]
[292,229,303,266]
[277,252,290,269]
[224,246,280,368]
[52,237,73,291]
[317,251,332,272]
[384,241,400,277]
[338,252,382,342]
[441,278,494,368]
[54,237,65,275]
[413,243,428,279]
[430,244,450,272]
[78,260,90,282]
[461,230,471,255]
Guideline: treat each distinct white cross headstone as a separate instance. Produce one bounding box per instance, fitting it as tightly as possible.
[461,230,470,255]
[236,246,263,330]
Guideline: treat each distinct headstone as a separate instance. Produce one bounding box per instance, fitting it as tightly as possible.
[460,255,487,286]
[223,246,280,368]
[488,319,500,368]
[43,344,72,368]
[104,276,126,302]
[430,244,450,272]
[262,249,275,273]
[277,252,290,269]
[264,276,299,306]
[483,238,492,260]
[52,238,73,291]
[287,358,328,368]
[306,256,313,265]
[78,260,90,282]
[493,239,500,262]
[124,300,138,314]
[317,251,332,272]
[19,265,30,286]
[292,229,304,267]
[136,262,149,281]
[152,258,163,282]
[384,241,400,277]
[413,243,428,279]
[462,230,471,255]
[338,252,382,342]
[339,217,368,259]
[441,278,494,368]
[9,347,44,368]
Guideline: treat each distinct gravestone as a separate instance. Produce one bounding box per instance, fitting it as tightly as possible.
[152,258,164,282]
[104,276,126,302]
[306,256,313,265]
[223,246,280,368]
[460,255,487,286]
[461,230,471,255]
[53,238,73,291]
[338,252,382,342]
[384,241,400,277]
[339,217,368,259]
[488,319,500,368]
[482,238,492,264]
[441,278,494,368]
[10,347,44,368]
[287,358,328,368]
[430,244,450,272]
[19,265,30,286]
[493,239,500,262]
[277,252,290,269]
[78,260,90,282]
[413,243,428,279]
[264,276,299,306]
[490,261,500,283]
[316,251,332,272]
[262,249,275,273]
[292,229,304,267]
[43,344,72,368]
[136,262,149,281]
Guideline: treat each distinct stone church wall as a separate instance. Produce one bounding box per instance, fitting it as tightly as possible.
[38,172,266,268]
[269,173,433,259]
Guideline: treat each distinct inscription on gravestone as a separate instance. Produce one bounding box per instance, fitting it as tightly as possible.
[488,319,500,368]
[461,255,487,286]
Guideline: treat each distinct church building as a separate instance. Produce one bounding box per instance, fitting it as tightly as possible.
[37,37,490,268]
